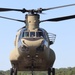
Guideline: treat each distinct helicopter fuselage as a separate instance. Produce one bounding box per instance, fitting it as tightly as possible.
[9,14,56,71]
[10,27,56,71]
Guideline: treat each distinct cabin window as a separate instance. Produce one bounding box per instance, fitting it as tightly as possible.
[22,32,29,37]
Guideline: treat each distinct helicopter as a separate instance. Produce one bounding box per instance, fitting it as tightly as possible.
[0,3,75,75]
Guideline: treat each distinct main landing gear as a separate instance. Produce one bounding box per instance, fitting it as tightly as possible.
[10,65,17,75]
[48,68,55,75]
[10,68,17,75]
[10,67,55,75]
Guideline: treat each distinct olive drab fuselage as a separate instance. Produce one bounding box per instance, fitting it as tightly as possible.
[10,14,56,71]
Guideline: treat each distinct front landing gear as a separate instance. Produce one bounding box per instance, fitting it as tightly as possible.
[48,68,55,75]
[10,68,17,75]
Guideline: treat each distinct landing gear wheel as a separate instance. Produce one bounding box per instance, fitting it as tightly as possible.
[52,68,55,75]
[48,68,55,75]
[10,68,13,75]
[48,68,51,75]
[10,68,17,75]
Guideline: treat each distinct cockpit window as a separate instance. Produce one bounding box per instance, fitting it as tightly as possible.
[22,31,43,38]
[30,32,35,37]
[36,32,43,37]
[22,32,29,37]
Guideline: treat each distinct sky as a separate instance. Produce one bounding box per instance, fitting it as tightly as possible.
[0,0,75,71]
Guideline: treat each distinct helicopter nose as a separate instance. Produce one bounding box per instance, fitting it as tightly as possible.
[21,38,44,49]
[20,38,47,56]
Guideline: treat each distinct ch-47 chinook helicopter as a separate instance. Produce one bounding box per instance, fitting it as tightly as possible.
[0,3,75,75]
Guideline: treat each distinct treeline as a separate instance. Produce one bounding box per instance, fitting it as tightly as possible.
[55,67,75,75]
[0,67,75,75]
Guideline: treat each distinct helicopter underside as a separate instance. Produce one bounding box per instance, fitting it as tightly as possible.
[10,48,55,71]
[10,57,51,71]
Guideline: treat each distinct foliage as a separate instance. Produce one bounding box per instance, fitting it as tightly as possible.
[0,67,75,75]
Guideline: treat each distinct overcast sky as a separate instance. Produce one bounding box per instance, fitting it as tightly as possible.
[0,0,75,70]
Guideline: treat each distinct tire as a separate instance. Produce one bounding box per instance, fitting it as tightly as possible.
[52,68,55,75]
[48,68,51,75]
[10,68,13,75]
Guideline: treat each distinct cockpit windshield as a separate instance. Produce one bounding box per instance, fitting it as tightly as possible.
[30,32,35,37]
[22,31,43,38]
[36,32,43,37]
[22,32,29,37]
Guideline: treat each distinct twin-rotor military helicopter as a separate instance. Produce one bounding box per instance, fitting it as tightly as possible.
[0,3,75,75]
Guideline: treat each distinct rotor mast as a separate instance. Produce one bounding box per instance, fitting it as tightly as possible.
[25,14,40,31]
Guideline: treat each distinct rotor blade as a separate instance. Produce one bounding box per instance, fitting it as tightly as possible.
[0,8,26,13]
[40,15,75,22]
[42,3,75,11]
[0,16,25,22]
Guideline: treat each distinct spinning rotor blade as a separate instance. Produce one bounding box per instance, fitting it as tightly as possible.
[0,16,25,22]
[0,8,27,13]
[42,3,75,11]
[40,15,75,22]
[0,3,75,14]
